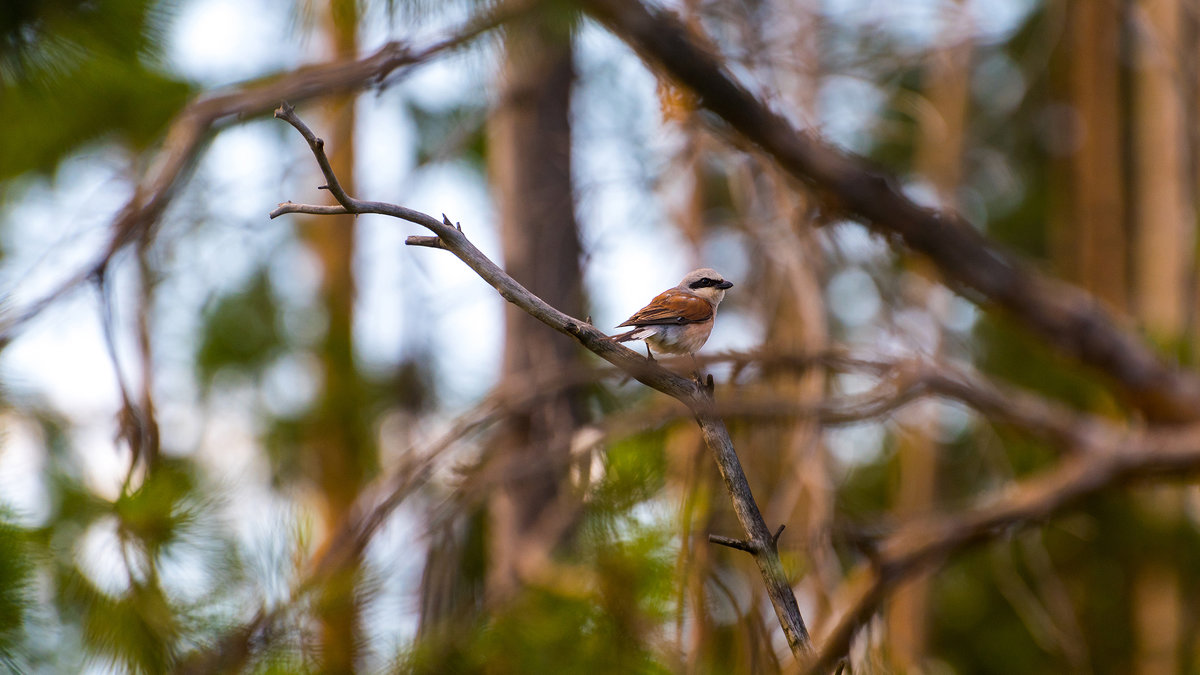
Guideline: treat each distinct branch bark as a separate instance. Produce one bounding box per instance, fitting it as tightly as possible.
[575,0,1200,423]
[270,103,815,657]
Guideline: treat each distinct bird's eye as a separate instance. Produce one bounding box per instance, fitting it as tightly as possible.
[689,278,715,289]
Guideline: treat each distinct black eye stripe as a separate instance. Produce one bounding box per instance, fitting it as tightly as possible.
[689,278,722,289]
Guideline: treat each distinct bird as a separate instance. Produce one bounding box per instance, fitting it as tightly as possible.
[611,268,733,360]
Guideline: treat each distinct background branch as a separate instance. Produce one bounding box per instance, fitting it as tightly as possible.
[576,0,1200,423]
[805,421,1200,672]
[0,7,513,346]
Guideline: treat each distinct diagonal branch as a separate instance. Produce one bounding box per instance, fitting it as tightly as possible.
[0,5,514,347]
[635,351,1106,450]
[576,0,1200,424]
[270,103,815,658]
[804,422,1200,674]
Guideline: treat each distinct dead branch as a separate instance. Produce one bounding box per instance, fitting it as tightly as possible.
[270,103,815,657]
[576,0,1200,424]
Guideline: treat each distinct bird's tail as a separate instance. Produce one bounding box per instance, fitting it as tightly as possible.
[610,329,638,342]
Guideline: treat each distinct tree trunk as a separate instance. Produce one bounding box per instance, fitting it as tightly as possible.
[1059,0,1128,309]
[484,9,585,602]
[1130,0,1190,672]
[302,0,368,671]
[1132,0,1192,338]
[885,10,972,665]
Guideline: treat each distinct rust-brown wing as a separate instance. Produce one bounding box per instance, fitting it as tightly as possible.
[617,289,713,327]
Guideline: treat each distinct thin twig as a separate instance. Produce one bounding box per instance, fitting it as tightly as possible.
[709,534,757,553]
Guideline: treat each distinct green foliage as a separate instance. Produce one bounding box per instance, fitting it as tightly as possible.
[929,548,1060,675]
[9,0,1200,671]
[403,429,678,674]
[591,428,669,511]
[407,99,488,170]
[406,526,676,674]
[834,435,900,522]
[0,0,192,180]
[0,515,33,660]
[114,458,198,555]
[974,308,1119,422]
[59,568,181,674]
[0,409,240,674]
[196,269,283,388]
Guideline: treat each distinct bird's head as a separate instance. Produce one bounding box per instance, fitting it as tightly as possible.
[679,268,733,305]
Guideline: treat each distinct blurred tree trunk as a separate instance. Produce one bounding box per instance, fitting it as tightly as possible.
[301,0,370,671]
[749,2,837,658]
[757,0,831,605]
[1132,0,1192,341]
[1057,0,1128,309]
[1129,0,1190,673]
[1052,0,1194,670]
[655,4,720,665]
[484,9,585,602]
[883,9,971,666]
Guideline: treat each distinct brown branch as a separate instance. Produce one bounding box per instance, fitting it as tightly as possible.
[1,7,512,347]
[707,524,782,554]
[892,361,1107,449]
[271,104,815,658]
[708,534,757,553]
[591,354,1107,456]
[804,423,1200,673]
[576,0,1200,424]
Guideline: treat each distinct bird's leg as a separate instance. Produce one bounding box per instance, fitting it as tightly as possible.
[690,353,703,383]
[645,344,656,362]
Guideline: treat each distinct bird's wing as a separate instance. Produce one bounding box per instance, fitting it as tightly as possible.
[617,290,713,327]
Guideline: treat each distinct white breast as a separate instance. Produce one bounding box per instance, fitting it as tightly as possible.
[642,322,715,355]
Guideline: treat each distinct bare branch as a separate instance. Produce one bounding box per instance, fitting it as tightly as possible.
[269,202,350,218]
[576,0,1200,423]
[593,353,1109,456]
[271,105,815,657]
[709,534,757,553]
[405,235,451,250]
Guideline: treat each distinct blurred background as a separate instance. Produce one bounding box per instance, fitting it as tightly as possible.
[2,0,1199,672]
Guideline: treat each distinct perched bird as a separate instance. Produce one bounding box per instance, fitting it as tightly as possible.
[612,268,733,359]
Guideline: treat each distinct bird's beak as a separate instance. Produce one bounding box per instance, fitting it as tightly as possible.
[717,280,733,289]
